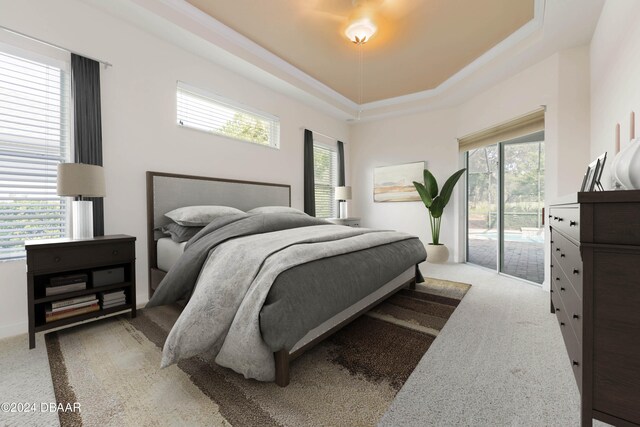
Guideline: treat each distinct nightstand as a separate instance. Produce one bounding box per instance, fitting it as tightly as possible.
[25,235,136,349]
[327,217,361,227]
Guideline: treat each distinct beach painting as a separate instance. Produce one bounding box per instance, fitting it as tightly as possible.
[374,161,425,202]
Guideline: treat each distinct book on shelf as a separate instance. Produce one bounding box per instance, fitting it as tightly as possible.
[45,303,99,323]
[47,299,98,314]
[45,282,87,296]
[50,273,88,287]
[50,294,97,310]
[102,301,127,309]
[99,290,125,301]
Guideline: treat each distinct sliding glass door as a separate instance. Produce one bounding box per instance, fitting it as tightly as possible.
[467,145,499,271]
[466,133,545,284]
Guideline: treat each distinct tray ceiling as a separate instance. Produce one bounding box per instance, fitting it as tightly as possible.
[186,0,534,104]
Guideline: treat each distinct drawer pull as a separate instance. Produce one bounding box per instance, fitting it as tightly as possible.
[573,314,580,319]
[556,248,561,252]
[560,253,565,258]
[550,240,554,244]
[573,269,579,275]
[560,322,565,326]
[560,287,565,291]
[555,277,560,281]
[54,256,61,263]
[557,217,564,222]
[569,221,577,227]
[572,361,580,367]
[556,307,561,312]
[548,214,552,218]
[550,289,554,293]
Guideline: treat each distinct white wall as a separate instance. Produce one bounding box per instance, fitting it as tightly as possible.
[0,0,349,338]
[350,108,458,258]
[350,46,591,289]
[591,0,640,187]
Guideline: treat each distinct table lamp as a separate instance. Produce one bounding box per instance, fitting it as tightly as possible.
[334,186,352,219]
[57,163,106,239]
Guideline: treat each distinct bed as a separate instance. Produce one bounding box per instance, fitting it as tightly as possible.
[146,171,426,386]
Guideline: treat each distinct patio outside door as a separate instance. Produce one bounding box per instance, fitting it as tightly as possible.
[466,133,545,284]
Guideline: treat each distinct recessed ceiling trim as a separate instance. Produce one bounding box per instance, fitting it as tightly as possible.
[138,0,548,121]
[359,0,546,112]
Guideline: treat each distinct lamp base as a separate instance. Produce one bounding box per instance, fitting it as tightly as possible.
[72,200,94,239]
[339,201,348,219]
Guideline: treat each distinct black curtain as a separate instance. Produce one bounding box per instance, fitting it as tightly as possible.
[71,54,104,236]
[337,140,345,187]
[303,129,316,216]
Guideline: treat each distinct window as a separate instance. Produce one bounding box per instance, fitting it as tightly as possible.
[314,143,338,218]
[0,49,70,261]
[177,82,280,148]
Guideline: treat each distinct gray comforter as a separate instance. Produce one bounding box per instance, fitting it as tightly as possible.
[148,213,426,381]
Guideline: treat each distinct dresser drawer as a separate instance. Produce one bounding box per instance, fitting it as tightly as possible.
[554,294,583,392]
[549,205,580,243]
[551,264,583,343]
[29,241,134,272]
[558,313,582,392]
[551,231,583,298]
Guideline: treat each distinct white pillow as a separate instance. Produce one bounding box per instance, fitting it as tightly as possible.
[165,205,244,226]
[247,206,306,215]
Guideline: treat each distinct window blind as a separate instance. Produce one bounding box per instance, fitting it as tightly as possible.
[458,108,545,152]
[0,50,70,261]
[177,82,280,148]
[313,143,338,219]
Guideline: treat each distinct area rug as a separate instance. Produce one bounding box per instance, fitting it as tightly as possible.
[45,277,470,427]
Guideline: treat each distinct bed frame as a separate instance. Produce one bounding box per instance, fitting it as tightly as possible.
[146,171,419,387]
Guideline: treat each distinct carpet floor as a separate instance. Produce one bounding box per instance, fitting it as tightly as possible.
[42,278,469,427]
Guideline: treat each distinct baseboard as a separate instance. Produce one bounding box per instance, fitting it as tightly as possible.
[0,320,27,340]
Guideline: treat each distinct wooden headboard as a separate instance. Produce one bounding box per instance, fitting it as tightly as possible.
[145,171,291,296]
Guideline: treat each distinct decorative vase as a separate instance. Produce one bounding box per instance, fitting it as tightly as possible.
[612,137,640,190]
[426,244,449,263]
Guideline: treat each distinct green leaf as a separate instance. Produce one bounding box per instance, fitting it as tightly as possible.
[413,181,432,207]
[423,169,438,199]
[438,168,466,209]
[429,196,445,218]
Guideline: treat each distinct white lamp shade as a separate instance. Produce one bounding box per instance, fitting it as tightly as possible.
[335,186,352,200]
[57,163,106,197]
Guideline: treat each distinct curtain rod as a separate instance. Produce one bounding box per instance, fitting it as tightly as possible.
[300,127,346,143]
[0,25,112,68]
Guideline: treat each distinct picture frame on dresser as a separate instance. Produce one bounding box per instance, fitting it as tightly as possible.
[580,159,600,192]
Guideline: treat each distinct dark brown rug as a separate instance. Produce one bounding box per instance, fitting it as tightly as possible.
[46,277,470,426]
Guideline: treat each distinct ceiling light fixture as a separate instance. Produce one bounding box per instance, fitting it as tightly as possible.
[345,16,377,45]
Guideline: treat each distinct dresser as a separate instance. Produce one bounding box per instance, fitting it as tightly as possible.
[549,191,640,427]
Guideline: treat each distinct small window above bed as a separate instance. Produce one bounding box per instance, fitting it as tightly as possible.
[176,81,280,149]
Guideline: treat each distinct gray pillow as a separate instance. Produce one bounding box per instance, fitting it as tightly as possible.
[165,205,245,226]
[247,206,306,215]
[159,223,203,243]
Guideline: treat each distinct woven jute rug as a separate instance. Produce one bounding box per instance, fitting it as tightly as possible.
[46,277,470,427]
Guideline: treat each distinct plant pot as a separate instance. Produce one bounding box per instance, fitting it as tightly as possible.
[426,244,449,263]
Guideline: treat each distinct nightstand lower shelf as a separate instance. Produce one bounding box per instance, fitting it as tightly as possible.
[34,304,134,332]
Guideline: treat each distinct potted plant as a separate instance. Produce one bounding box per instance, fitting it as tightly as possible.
[413,168,466,263]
